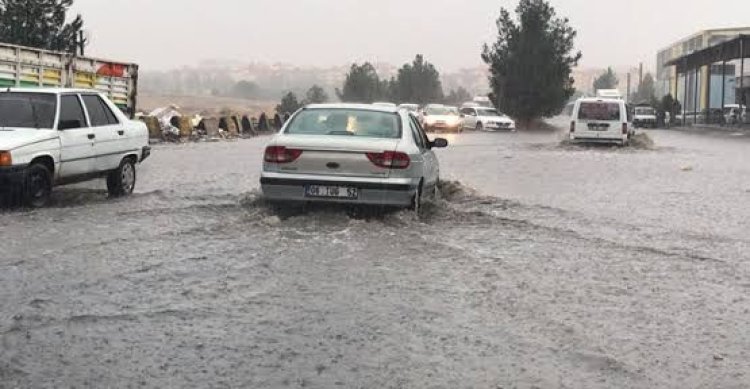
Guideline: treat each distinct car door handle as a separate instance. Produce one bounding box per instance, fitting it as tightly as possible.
[117,130,125,136]
[87,134,96,140]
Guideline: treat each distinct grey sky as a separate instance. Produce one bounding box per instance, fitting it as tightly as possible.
[72,0,749,71]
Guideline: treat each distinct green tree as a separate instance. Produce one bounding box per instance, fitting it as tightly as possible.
[305,85,329,104]
[336,63,383,103]
[230,80,261,99]
[482,0,581,126]
[379,77,398,103]
[276,92,302,114]
[0,0,84,53]
[593,67,619,91]
[660,94,680,117]
[394,55,444,104]
[633,73,656,104]
[444,87,473,106]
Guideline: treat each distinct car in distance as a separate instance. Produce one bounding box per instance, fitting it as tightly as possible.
[0,88,150,207]
[633,105,657,128]
[569,97,630,145]
[421,105,462,133]
[260,104,448,213]
[372,102,397,108]
[398,103,420,114]
[460,106,516,131]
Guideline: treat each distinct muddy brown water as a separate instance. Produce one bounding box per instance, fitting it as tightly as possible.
[1,127,749,388]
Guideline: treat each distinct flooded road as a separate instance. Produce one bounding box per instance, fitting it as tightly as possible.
[2,125,749,388]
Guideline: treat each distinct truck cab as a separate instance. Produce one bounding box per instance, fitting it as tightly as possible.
[0,88,150,207]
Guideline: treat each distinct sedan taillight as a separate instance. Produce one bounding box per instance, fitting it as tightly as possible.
[570,121,576,133]
[264,146,303,163]
[366,151,410,169]
[622,123,628,134]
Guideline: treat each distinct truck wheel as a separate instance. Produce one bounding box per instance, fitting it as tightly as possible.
[23,163,52,208]
[107,158,136,197]
[476,122,484,131]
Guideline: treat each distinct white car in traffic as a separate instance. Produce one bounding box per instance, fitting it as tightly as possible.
[0,88,150,207]
[261,104,448,213]
[421,105,462,133]
[460,106,516,131]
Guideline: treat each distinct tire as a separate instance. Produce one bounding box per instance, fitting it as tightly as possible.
[107,158,137,198]
[476,122,484,131]
[23,163,52,208]
[410,182,423,215]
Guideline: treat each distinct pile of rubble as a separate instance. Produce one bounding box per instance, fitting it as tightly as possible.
[139,106,291,142]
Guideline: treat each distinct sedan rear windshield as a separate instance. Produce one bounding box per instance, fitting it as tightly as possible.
[285,109,402,139]
[578,102,621,121]
[0,93,57,129]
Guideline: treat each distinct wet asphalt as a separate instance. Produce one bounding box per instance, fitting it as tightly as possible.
[1,124,749,388]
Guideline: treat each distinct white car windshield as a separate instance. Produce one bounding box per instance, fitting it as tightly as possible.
[635,107,655,115]
[425,107,459,115]
[477,108,501,116]
[285,109,402,139]
[0,93,57,129]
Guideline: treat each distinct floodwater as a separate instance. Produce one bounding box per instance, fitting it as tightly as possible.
[1,125,749,388]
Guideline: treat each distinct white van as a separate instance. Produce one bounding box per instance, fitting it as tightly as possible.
[570,98,631,145]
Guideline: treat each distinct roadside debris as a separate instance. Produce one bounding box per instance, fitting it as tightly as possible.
[141,104,277,142]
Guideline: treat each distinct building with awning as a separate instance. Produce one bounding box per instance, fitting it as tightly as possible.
[656,28,750,124]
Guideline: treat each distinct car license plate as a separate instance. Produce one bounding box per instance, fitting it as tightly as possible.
[305,185,359,199]
[588,123,610,131]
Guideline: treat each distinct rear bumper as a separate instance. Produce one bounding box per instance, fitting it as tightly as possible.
[570,133,627,144]
[260,174,418,206]
[634,119,656,127]
[0,164,27,192]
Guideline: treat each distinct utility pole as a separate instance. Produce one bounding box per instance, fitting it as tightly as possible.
[639,62,644,90]
[78,30,85,56]
[626,72,631,103]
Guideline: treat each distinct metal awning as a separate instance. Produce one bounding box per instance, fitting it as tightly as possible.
[665,34,750,72]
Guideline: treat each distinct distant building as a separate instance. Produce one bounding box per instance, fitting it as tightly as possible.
[656,27,750,112]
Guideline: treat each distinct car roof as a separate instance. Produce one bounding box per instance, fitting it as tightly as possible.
[1,87,103,95]
[577,97,624,103]
[305,103,401,113]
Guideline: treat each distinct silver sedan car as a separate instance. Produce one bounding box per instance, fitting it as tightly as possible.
[260,104,448,212]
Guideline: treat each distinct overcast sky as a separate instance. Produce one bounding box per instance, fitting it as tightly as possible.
[72,0,749,72]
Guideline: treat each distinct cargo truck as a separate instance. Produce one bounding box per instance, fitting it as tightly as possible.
[0,42,138,117]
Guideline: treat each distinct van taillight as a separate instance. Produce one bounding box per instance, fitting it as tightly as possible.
[366,151,411,169]
[264,146,303,163]
[622,123,628,134]
[570,121,576,133]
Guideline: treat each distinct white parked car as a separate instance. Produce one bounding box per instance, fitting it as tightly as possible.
[261,104,448,213]
[569,97,631,145]
[459,106,516,131]
[0,88,150,207]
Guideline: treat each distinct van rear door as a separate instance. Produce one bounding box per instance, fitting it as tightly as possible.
[575,101,623,139]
